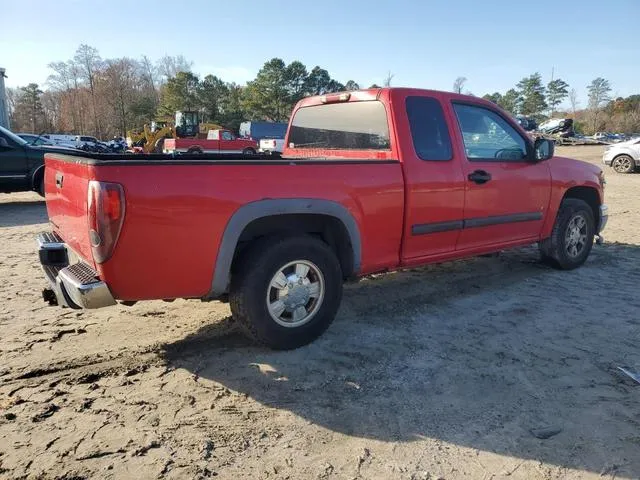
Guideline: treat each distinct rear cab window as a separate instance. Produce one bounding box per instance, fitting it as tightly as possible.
[287,101,391,152]
[405,96,452,161]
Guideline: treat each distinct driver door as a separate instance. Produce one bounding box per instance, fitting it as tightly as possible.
[0,134,29,191]
[219,130,236,153]
[452,102,552,251]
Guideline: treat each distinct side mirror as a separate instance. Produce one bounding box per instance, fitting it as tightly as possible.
[533,138,554,162]
[0,137,11,149]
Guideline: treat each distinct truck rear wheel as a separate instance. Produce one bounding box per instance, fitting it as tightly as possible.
[229,235,343,350]
[242,148,256,156]
[539,198,595,270]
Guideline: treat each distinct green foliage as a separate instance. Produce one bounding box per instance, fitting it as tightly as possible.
[158,71,200,115]
[129,96,157,124]
[12,83,45,132]
[344,80,360,91]
[218,83,246,132]
[198,75,227,122]
[242,59,348,122]
[516,73,547,117]
[546,78,569,115]
[304,66,344,96]
[573,120,587,135]
[499,89,521,114]
[482,92,502,104]
[242,58,291,122]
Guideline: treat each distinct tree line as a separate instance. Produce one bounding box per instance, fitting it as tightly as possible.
[6,45,360,138]
[476,73,640,134]
[6,44,640,137]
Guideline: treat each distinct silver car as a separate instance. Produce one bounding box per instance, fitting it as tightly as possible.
[603,137,640,173]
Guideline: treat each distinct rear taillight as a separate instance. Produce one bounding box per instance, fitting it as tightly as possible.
[87,181,125,264]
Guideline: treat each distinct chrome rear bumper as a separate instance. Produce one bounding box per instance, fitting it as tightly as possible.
[37,232,116,309]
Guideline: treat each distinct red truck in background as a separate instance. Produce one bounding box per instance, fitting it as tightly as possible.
[38,88,608,350]
[163,128,258,155]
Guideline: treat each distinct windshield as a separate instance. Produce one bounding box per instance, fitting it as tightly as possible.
[0,125,28,146]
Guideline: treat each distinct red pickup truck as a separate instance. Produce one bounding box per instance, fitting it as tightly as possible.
[38,88,608,350]
[162,128,258,155]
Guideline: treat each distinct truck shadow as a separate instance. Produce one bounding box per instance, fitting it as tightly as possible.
[162,243,640,477]
[0,199,47,227]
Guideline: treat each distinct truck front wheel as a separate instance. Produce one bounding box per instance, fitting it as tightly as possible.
[230,235,343,350]
[539,198,595,270]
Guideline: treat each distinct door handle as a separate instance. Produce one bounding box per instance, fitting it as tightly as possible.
[55,172,63,188]
[468,170,492,184]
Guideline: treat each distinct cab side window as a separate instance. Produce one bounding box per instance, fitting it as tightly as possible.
[453,103,527,161]
[222,131,233,141]
[406,96,452,161]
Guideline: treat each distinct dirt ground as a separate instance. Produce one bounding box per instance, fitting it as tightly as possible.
[1,145,639,480]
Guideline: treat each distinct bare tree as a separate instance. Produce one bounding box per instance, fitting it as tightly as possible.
[453,76,467,94]
[587,77,612,133]
[568,88,580,116]
[139,55,159,105]
[41,91,60,130]
[74,44,103,136]
[100,58,139,135]
[47,61,81,132]
[383,71,394,87]
[157,55,193,82]
[5,87,18,117]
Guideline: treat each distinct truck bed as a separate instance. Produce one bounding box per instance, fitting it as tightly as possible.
[44,151,405,302]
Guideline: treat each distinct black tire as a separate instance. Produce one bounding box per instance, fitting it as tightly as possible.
[242,148,256,156]
[187,147,203,154]
[539,198,595,270]
[229,235,343,350]
[36,173,45,197]
[611,155,635,174]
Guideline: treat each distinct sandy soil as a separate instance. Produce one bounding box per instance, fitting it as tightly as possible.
[1,146,639,480]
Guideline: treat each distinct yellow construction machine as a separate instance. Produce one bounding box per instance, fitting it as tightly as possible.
[126,111,224,153]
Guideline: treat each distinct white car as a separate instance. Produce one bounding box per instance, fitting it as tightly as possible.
[259,138,285,155]
[602,137,640,173]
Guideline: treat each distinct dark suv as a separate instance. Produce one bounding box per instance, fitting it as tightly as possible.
[0,126,74,196]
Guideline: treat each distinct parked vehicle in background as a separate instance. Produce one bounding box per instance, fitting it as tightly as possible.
[163,129,258,155]
[239,121,288,142]
[0,125,74,195]
[75,135,102,149]
[538,118,575,138]
[602,137,640,173]
[259,137,285,155]
[105,137,127,153]
[18,134,57,146]
[43,134,77,148]
[515,115,537,131]
[38,88,607,350]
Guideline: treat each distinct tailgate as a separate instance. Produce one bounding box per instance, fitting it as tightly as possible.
[44,154,95,266]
